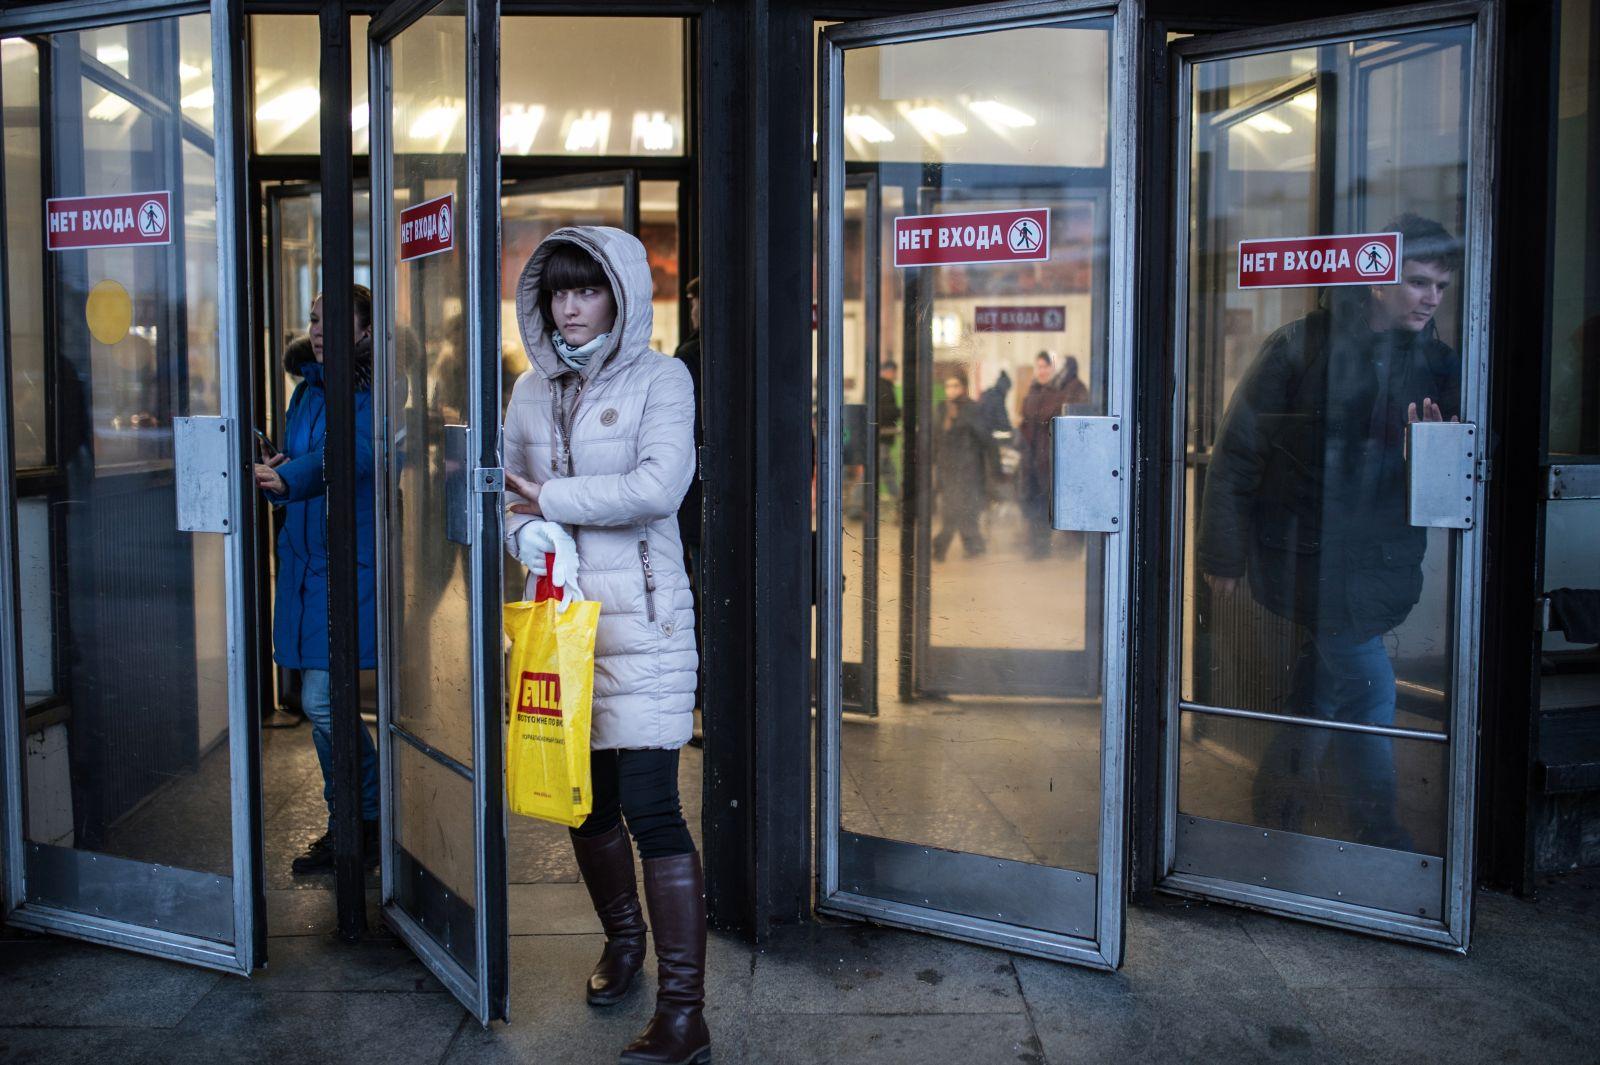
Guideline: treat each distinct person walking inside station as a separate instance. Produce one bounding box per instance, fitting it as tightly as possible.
[501,227,708,1065]
[932,373,995,561]
[1196,213,1462,850]
[1018,351,1067,558]
[252,287,381,876]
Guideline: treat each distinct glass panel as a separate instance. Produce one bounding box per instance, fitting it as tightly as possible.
[3,39,47,469]
[250,16,371,155]
[500,18,684,156]
[10,15,234,879]
[389,6,476,770]
[841,26,1108,168]
[641,180,682,354]
[1179,29,1472,855]
[1178,709,1448,856]
[836,18,1111,876]
[1548,0,1598,457]
[268,186,374,435]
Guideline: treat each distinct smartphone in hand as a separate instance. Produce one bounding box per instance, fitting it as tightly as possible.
[254,428,279,461]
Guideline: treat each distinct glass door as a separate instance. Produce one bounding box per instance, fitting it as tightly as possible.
[0,0,262,973]
[1163,4,1496,948]
[817,0,1137,968]
[369,0,508,1022]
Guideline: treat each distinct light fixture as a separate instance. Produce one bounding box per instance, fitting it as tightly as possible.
[631,111,676,153]
[905,105,967,139]
[564,110,611,153]
[408,104,461,143]
[87,91,133,122]
[180,86,213,111]
[179,62,203,81]
[94,44,129,68]
[843,113,894,143]
[1245,111,1294,134]
[351,102,370,133]
[968,100,1036,129]
[255,86,320,124]
[1290,91,1317,113]
[501,104,545,154]
[931,313,962,348]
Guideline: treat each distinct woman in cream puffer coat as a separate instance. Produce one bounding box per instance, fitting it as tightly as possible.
[502,226,709,1065]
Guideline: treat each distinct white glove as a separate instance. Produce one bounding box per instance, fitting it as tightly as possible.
[513,521,579,588]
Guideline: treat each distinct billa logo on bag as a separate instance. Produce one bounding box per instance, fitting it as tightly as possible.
[517,671,563,719]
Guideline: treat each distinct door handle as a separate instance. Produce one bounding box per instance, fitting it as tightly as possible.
[1406,421,1477,529]
[1050,415,1122,533]
[174,415,236,534]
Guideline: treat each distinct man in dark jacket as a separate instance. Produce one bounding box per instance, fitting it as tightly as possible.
[933,375,994,561]
[876,359,902,503]
[1197,214,1462,850]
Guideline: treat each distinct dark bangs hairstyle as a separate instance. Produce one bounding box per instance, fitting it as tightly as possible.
[1387,213,1463,274]
[538,242,612,327]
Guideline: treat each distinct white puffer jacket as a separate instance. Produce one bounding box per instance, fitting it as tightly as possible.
[504,226,698,750]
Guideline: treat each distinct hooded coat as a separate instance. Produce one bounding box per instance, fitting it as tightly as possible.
[269,337,378,670]
[504,227,698,750]
[1195,292,1460,639]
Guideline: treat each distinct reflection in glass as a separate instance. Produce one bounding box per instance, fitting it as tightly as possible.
[1179,28,1472,859]
[500,18,685,157]
[1179,710,1447,856]
[8,15,235,880]
[388,6,476,771]
[250,16,372,154]
[833,20,1111,878]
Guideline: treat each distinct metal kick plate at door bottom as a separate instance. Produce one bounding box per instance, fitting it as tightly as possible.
[1173,815,1443,920]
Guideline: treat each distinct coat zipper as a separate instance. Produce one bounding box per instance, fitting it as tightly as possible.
[552,376,587,474]
[638,532,657,622]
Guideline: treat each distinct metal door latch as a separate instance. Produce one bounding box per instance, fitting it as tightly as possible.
[1050,416,1123,532]
[1406,421,1477,529]
[174,416,235,534]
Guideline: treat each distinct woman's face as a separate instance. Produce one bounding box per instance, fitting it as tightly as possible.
[308,297,373,363]
[550,286,616,348]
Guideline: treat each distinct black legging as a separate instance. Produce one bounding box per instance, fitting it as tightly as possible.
[570,747,694,859]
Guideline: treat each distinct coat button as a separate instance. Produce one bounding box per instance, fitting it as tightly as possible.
[600,408,619,426]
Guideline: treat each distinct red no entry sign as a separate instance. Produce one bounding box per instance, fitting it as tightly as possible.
[1238,232,1401,289]
[400,194,455,263]
[973,306,1066,332]
[894,208,1050,268]
[46,191,171,251]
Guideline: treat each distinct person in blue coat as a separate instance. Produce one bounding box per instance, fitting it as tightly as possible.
[254,286,380,875]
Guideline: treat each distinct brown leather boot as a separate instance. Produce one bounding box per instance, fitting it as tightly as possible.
[619,852,711,1065]
[571,825,647,1006]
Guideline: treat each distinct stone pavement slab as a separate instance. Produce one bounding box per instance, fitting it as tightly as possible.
[750,922,1023,1016]
[0,936,221,1028]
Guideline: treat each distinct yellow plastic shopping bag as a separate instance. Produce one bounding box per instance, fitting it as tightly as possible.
[504,562,601,828]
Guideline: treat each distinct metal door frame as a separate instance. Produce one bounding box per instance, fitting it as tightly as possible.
[0,0,263,975]
[501,169,641,233]
[817,0,1138,970]
[1159,0,1500,950]
[369,0,509,1023]
[905,179,1111,701]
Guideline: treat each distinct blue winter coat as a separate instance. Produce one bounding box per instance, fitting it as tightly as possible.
[268,361,378,670]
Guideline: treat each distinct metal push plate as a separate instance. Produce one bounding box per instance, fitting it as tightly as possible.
[1051,415,1122,532]
[173,415,234,533]
[443,423,471,545]
[1406,421,1476,529]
